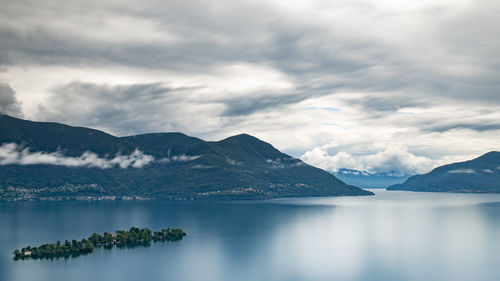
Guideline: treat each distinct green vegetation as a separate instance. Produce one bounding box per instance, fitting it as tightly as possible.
[388,151,500,193]
[0,114,373,201]
[12,227,186,260]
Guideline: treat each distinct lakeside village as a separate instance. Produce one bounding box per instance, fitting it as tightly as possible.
[0,184,152,202]
[13,227,186,260]
[0,185,263,202]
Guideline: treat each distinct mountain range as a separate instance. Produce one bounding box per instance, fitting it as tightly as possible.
[0,114,373,201]
[388,151,500,193]
[332,168,411,188]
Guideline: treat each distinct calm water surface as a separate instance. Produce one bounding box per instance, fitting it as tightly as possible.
[1,189,499,281]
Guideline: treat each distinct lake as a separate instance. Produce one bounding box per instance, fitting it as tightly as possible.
[1,189,499,281]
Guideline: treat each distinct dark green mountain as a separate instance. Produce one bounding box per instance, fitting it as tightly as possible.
[0,114,134,157]
[122,132,204,156]
[388,152,500,193]
[0,114,373,200]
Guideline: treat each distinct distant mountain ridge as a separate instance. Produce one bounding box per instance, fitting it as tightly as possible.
[0,115,373,201]
[388,152,500,193]
[333,168,411,188]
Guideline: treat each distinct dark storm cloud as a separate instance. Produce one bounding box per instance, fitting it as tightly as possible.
[1,0,500,172]
[0,82,22,117]
[422,122,500,133]
[36,82,197,136]
[0,0,271,72]
[343,93,500,133]
[342,94,427,114]
[2,0,499,117]
[0,26,225,72]
[221,92,307,116]
[0,1,468,95]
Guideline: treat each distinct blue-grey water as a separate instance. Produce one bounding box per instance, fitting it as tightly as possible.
[1,189,499,281]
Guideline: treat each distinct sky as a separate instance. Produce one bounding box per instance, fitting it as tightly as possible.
[0,0,499,175]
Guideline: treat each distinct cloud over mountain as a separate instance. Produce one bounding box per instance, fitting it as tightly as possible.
[0,83,23,117]
[0,0,499,171]
[301,144,439,175]
[0,143,155,168]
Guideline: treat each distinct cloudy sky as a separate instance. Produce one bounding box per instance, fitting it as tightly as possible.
[0,0,499,175]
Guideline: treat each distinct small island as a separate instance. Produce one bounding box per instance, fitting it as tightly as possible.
[12,227,186,260]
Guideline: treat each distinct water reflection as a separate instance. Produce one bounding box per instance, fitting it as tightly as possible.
[1,190,499,281]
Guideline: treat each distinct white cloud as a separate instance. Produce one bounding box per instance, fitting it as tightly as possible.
[0,82,23,117]
[191,164,214,169]
[225,157,242,166]
[0,0,499,171]
[0,143,155,168]
[160,154,201,163]
[265,158,305,169]
[447,169,476,174]
[301,144,438,175]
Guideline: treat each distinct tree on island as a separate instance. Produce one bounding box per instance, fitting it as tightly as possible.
[12,227,186,260]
